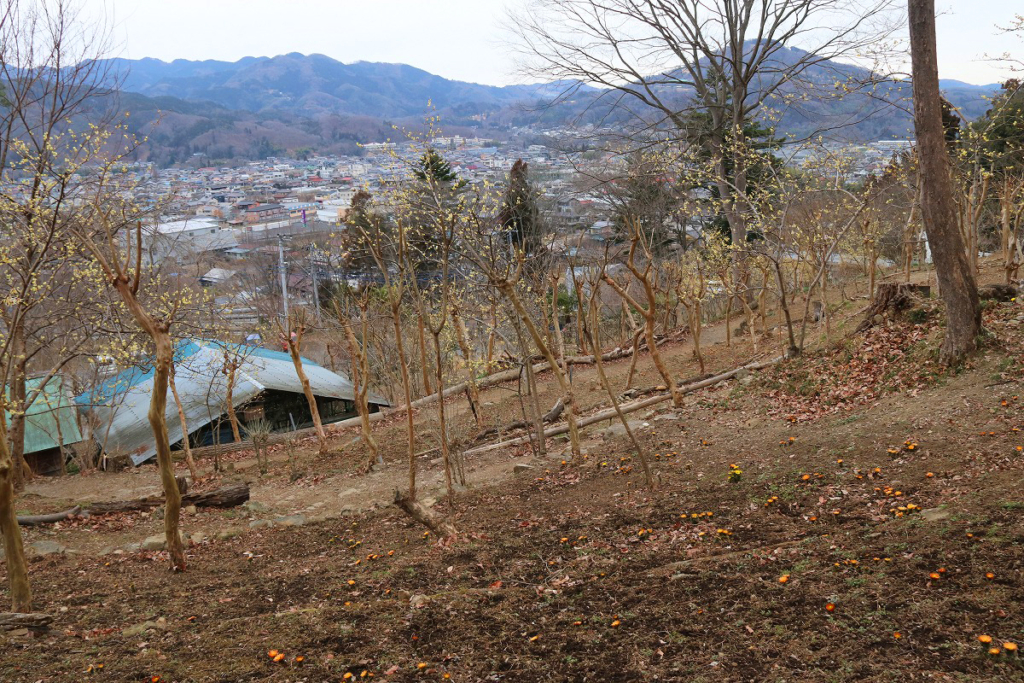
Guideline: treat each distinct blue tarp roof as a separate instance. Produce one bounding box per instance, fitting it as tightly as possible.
[77,339,386,465]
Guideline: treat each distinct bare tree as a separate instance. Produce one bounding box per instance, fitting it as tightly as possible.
[278,310,328,455]
[0,0,127,607]
[601,219,682,406]
[584,280,655,490]
[75,217,188,572]
[514,0,899,290]
[334,288,381,473]
[350,196,420,498]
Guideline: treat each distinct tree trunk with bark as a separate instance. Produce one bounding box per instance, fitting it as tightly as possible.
[343,305,380,472]
[394,490,457,537]
[0,407,31,611]
[145,326,186,571]
[284,325,328,454]
[85,482,249,516]
[223,354,242,443]
[168,373,198,481]
[908,0,981,364]
[451,305,484,429]
[9,324,31,490]
[390,302,417,500]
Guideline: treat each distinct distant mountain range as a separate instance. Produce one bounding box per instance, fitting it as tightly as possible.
[98,52,1001,166]
[107,54,568,118]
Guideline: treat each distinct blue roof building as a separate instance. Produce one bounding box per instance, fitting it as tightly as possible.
[77,340,388,465]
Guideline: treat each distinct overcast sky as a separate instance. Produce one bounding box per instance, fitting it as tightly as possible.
[88,0,1022,86]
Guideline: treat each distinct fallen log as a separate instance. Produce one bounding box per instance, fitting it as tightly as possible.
[393,490,457,537]
[620,371,711,402]
[79,482,250,517]
[188,337,673,461]
[471,398,565,444]
[0,612,53,631]
[463,356,784,457]
[372,337,663,423]
[16,506,81,526]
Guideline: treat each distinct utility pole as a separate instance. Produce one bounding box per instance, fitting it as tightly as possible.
[278,235,289,325]
[310,244,321,318]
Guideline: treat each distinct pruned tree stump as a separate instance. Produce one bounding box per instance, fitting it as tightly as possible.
[857,283,927,332]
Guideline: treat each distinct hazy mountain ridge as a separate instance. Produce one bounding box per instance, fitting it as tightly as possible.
[106,53,550,118]
[99,52,1001,165]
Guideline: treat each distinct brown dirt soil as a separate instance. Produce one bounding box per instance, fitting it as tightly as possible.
[3,260,1024,682]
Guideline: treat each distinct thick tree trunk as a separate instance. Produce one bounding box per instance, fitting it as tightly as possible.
[16,506,81,525]
[908,0,981,364]
[0,612,51,630]
[0,410,31,611]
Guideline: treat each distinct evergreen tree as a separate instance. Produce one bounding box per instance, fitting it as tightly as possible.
[415,149,459,183]
[408,148,461,272]
[498,159,543,255]
[976,80,1024,172]
[610,155,679,256]
[681,110,783,244]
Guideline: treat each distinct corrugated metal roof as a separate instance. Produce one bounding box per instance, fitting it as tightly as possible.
[77,340,388,465]
[11,375,85,455]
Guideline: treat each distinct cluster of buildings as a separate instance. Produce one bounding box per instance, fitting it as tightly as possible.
[784,139,914,179]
